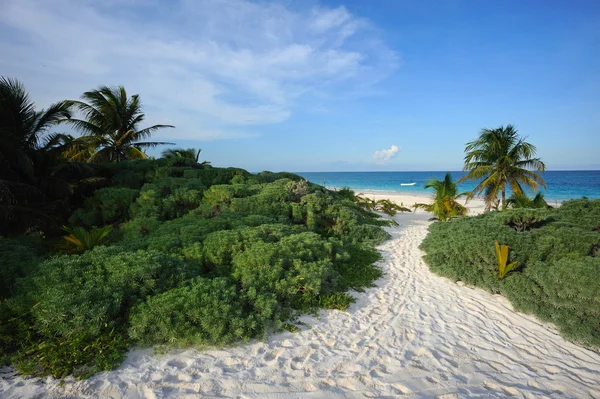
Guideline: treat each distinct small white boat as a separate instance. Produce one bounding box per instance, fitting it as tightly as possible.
[400,182,416,186]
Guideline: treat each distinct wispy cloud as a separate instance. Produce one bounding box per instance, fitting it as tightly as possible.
[0,0,398,140]
[373,145,400,163]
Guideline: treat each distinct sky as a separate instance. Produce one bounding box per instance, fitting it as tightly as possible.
[1,0,599,172]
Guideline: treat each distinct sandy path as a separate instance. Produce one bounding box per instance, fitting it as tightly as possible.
[2,220,600,398]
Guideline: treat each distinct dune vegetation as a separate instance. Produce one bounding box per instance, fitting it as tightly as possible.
[0,159,395,378]
[420,199,600,348]
[419,125,599,350]
[0,77,399,378]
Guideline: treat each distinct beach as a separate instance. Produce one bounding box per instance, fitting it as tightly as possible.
[356,191,488,216]
[2,198,599,399]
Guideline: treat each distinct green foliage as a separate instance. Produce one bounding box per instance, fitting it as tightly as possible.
[129,277,260,346]
[354,195,377,211]
[554,197,600,230]
[459,124,546,210]
[69,187,139,227]
[507,192,549,209]
[420,199,600,348]
[415,173,468,221]
[494,241,519,278]
[318,292,355,310]
[336,186,357,201]
[62,225,114,251]
[495,208,550,232]
[203,184,254,206]
[182,167,251,187]
[130,178,206,220]
[375,199,412,216]
[67,85,174,163]
[254,171,305,183]
[0,236,43,300]
[1,246,193,377]
[336,189,410,217]
[161,148,210,166]
[1,161,391,377]
[0,77,107,235]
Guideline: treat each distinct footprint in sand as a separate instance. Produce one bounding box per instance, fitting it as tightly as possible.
[263,349,283,364]
[167,359,190,369]
[405,347,428,360]
[391,383,412,395]
[290,356,307,370]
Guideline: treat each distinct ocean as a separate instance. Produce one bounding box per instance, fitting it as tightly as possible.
[295,171,600,202]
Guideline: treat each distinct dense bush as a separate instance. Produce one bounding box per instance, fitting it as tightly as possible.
[128,277,262,346]
[129,178,206,221]
[0,160,392,378]
[69,187,140,227]
[420,198,600,348]
[0,236,43,299]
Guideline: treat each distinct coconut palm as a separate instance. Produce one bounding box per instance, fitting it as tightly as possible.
[69,86,174,163]
[414,173,468,221]
[0,77,72,183]
[458,125,546,211]
[161,147,210,165]
[506,192,550,209]
[0,77,100,234]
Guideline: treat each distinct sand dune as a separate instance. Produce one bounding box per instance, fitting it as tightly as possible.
[2,217,599,398]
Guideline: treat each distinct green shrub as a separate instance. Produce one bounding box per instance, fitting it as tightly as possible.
[182,168,251,187]
[420,200,600,348]
[130,178,206,220]
[232,233,337,308]
[120,216,161,240]
[128,277,269,346]
[554,198,600,230]
[69,187,140,227]
[495,208,550,231]
[1,162,392,378]
[0,236,43,300]
[2,246,193,377]
[254,171,304,183]
[202,184,254,206]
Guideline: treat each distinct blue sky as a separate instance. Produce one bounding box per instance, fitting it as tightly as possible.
[1,0,598,172]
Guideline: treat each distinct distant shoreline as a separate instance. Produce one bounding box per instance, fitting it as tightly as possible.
[327,185,566,208]
[296,170,599,202]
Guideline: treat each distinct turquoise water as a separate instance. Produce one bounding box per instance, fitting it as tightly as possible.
[296,171,600,202]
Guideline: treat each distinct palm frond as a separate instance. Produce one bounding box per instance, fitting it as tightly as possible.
[134,124,175,140]
[32,100,73,135]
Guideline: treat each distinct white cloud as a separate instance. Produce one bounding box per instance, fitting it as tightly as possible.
[0,0,398,141]
[373,145,400,163]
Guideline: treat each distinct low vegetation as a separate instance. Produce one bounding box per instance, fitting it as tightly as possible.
[337,187,411,216]
[420,198,600,348]
[0,160,392,378]
[3,76,597,387]
[414,173,467,221]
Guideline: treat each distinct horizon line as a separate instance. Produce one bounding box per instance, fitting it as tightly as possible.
[289,169,600,173]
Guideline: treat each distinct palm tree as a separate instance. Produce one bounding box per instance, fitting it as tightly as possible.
[506,192,550,209]
[0,77,99,234]
[414,173,468,221]
[0,77,72,183]
[161,147,210,165]
[458,124,546,211]
[69,86,174,162]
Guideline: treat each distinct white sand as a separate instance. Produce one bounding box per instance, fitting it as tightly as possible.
[2,203,599,398]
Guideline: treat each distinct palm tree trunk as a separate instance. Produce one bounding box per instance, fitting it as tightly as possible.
[501,189,506,210]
